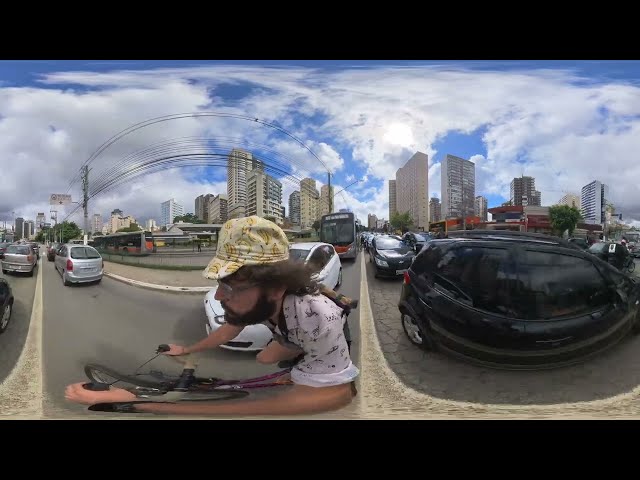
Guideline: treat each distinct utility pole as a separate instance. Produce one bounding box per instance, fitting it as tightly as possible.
[327,172,332,214]
[82,165,90,245]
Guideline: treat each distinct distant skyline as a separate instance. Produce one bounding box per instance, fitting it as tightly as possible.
[1,60,639,228]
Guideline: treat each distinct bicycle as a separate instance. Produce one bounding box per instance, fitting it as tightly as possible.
[82,344,295,403]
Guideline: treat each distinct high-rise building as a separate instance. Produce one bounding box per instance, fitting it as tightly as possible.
[388,180,397,220]
[145,219,158,231]
[160,199,184,227]
[246,170,283,223]
[429,197,441,223]
[441,154,475,220]
[558,193,581,209]
[36,213,46,232]
[320,185,335,217]
[581,180,608,225]
[475,196,488,222]
[227,148,263,220]
[395,151,429,230]
[510,176,541,206]
[300,178,319,229]
[208,194,228,224]
[195,194,215,222]
[92,214,103,234]
[25,220,34,239]
[289,191,301,225]
[368,214,378,230]
[15,217,24,240]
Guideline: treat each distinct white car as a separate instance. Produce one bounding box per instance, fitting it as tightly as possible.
[204,242,343,351]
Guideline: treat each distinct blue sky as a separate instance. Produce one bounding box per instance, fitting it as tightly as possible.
[2,60,640,228]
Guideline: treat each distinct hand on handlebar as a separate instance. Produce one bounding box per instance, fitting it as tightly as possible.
[158,343,188,356]
[65,382,137,406]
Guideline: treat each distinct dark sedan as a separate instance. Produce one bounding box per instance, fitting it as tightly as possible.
[369,235,416,278]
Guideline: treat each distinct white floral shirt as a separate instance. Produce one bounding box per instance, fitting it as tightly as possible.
[269,293,360,388]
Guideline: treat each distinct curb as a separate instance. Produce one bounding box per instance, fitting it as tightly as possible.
[103,272,212,295]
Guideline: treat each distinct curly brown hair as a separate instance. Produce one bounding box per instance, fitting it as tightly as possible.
[227,259,321,296]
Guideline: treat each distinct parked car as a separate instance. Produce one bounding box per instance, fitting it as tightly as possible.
[567,237,589,250]
[54,244,103,286]
[587,241,632,271]
[1,244,37,276]
[203,241,343,352]
[0,278,14,334]
[289,242,342,290]
[28,242,40,260]
[47,242,61,262]
[0,242,10,260]
[398,230,640,370]
[369,235,416,278]
[402,232,431,253]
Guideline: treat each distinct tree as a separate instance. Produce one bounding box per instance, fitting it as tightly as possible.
[390,211,414,233]
[174,213,204,224]
[548,205,582,237]
[117,224,143,233]
[312,220,320,235]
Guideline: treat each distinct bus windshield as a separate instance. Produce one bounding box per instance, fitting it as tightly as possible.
[321,220,355,246]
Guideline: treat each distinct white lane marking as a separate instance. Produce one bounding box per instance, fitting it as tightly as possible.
[0,257,43,418]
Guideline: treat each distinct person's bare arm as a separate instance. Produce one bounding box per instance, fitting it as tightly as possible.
[166,323,244,355]
[131,383,355,416]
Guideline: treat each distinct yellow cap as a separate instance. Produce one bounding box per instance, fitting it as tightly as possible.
[202,216,290,281]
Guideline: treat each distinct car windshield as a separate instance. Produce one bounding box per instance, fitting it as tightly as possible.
[6,245,31,255]
[376,238,405,250]
[289,248,311,262]
[414,234,428,242]
[70,247,102,259]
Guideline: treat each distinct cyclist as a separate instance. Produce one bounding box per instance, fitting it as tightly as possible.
[64,216,359,416]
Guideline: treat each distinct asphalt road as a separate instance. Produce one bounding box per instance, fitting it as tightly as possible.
[41,252,361,418]
[367,255,640,405]
[0,256,39,384]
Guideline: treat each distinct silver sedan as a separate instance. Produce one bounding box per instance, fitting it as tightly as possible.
[54,244,104,286]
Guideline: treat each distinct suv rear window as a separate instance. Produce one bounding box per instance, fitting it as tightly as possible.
[70,247,102,259]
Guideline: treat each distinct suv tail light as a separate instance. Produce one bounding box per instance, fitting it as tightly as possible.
[66,259,73,271]
[403,271,410,284]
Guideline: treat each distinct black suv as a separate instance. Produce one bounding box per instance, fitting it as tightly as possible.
[398,230,640,370]
[0,278,14,334]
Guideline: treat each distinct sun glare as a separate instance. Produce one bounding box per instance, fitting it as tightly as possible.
[383,123,414,147]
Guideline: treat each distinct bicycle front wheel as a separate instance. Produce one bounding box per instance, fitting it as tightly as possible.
[85,364,167,390]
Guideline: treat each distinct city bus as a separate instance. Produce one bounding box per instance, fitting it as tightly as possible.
[91,231,156,256]
[319,212,357,259]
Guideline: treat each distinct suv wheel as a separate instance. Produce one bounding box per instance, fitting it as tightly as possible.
[401,313,435,351]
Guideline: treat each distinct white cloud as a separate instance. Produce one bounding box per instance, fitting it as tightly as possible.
[3,63,640,228]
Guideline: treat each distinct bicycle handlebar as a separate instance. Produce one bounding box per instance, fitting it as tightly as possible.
[157,344,171,353]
